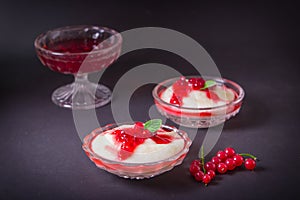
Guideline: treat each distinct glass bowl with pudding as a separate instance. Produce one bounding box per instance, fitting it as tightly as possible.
[82,120,192,179]
[152,76,245,128]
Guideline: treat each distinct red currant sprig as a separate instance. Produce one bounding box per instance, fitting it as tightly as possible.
[189,146,215,186]
[189,147,259,186]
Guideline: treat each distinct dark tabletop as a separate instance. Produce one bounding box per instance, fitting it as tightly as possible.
[1,1,299,200]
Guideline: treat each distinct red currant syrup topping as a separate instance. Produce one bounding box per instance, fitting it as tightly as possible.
[194,171,205,182]
[169,93,181,106]
[233,154,244,166]
[217,151,228,162]
[114,130,127,143]
[112,126,173,160]
[224,147,236,158]
[244,158,256,170]
[188,78,205,90]
[225,158,236,170]
[151,134,173,144]
[205,90,220,102]
[217,163,228,174]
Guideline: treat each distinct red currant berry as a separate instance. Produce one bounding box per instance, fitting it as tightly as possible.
[202,174,212,185]
[204,161,216,172]
[217,163,228,174]
[207,170,216,179]
[194,171,204,182]
[224,147,236,158]
[244,158,256,170]
[189,163,201,176]
[134,121,144,128]
[211,156,221,165]
[188,78,205,90]
[191,159,202,168]
[233,154,244,166]
[225,158,236,170]
[217,150,228,162]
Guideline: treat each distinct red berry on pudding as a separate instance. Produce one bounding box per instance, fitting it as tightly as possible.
[160,77,237,108]
[188,77,205,90]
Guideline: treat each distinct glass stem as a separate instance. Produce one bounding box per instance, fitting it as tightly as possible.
[75,73,89,84]
[72,73,91,95]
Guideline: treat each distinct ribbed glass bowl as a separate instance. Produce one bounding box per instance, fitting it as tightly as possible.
[82,123,192,179]
[152,76,245,128]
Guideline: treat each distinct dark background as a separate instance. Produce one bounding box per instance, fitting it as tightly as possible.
[1,1,299,200]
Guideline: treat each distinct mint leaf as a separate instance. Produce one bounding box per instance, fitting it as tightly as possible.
[201,80,216,90]
[144,119,162,133]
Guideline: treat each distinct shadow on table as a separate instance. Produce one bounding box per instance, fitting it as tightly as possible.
[115,163,196,193]
[223,96,270,130]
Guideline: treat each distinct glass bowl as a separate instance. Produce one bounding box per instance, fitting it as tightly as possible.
[82,123,192,179]
[34,25,122,109]
[152,76,245,128]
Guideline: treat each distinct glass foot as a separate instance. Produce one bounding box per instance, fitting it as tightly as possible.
[52,82,111,109]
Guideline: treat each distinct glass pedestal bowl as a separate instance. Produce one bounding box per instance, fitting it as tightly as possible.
[34,25,122,109]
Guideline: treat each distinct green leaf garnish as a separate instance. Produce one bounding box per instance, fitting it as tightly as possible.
[201,80,217,90]
[144,119,162,133]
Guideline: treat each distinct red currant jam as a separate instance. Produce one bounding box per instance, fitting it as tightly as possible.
[44,38,100,53]
[38,38,119,74]
[204,89,220,102]
[111,128,174,160]
[170,77,191,106]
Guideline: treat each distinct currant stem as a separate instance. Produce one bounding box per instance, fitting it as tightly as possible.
[239,153,258,161]
[200,145,206,173]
